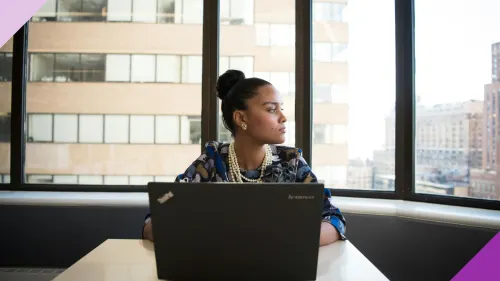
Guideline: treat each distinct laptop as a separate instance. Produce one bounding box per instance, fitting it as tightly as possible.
[147,182,325,281]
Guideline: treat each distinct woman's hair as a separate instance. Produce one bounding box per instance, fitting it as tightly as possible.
[216,70,271,136]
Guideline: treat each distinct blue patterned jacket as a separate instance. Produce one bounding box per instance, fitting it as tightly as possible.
[145,141,346,239]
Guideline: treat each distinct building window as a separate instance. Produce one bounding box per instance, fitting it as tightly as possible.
[0,113,10,142]
[157,0,175,23]
[156,115,180,144]
[0,174,10,184]
[181,56,202,83]
[53,175,78,184]
[255,24,294,47]
[79,175,103,184]
[313,43,348,62]
[156,55,181,83]
[129,176,154,185]
[32,0,57,21]
[107,0,132,21]
[132,0,157,23]
[53,114,78,143]
[104,115,129,143]
[181,116,201,144]
[79,115,104,143]
[313,2,347,22]
[220,0,253,25]
[255,72,294,96]
[178,0,203,24]
[155,175,177,182]
[314,124,332,144]
[0,53,13,81]
[228,57,254,77]
[333,125,348,144]
[131,55,156,82]
[130,115,155,144]
[27,175,54,184]
[104,176,129,185]
[28,114,53,142]
[105,54,131,82]
[56,0,107,22]
[30,54,55,82]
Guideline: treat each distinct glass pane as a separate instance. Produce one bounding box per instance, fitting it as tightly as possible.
[312,0,395,190]
[26,0,203,185]
[0,38,12,183]
[415,0,499,200]
[218,1,295,145]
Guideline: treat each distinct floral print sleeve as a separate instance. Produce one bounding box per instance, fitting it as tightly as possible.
[295,155,347,240]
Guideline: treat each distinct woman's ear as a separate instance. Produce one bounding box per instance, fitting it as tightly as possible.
[233,110,247,129]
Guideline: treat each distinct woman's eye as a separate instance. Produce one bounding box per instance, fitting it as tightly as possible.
[268,108,277,113]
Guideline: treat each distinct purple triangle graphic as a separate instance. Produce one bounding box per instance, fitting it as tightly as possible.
[451,232,500,281]
[0,0,48,47]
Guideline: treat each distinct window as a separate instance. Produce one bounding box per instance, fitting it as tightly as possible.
[0,113,10,143]
[255,24,295,47]
[255,72,294,96]
[0,41,11,182]
[30,53,106,82]
[32,0,57,21]
[53,114,78,143]
[104,115,129,143]
[56,0,107,22]
[106,55,131,82]
[79,115,104,143]
[311,0,395,190]
[313,2,347,22]
[156,116,180,144]
[107,0,132,21]
[27,0,203,185]
[133,0,157,23]
[129,176,154,185]
[156,55,181,83]
[313,43,348,62]
[415,0,499,201]
[157,0,175,23]
[131,55,156,82]
[181,56,202,83]
[181,116,201,144]
[220,0,253,25]
[28,114,53,142]
[219,56,254,77]
[0,53,13,81]
[130,115,155,144]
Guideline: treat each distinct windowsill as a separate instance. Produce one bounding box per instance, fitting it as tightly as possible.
[0,191,499,230]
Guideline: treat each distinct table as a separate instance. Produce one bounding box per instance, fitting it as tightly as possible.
[53,239,389,281]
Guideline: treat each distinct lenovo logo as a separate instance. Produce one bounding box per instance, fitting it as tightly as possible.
[288,195,315,200]
[157,191,174,204]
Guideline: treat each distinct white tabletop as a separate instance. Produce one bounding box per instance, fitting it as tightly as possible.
[53,239,389,281]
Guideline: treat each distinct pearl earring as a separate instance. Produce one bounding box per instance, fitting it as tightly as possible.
[241,123,248,130]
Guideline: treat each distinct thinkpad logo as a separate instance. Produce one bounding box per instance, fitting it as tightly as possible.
[157,191,174,204]
[288,195,315,200]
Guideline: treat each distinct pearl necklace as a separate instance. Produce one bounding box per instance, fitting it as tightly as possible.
[228,141,273,183]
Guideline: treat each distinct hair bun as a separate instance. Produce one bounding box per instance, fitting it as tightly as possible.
[216,69,245,100]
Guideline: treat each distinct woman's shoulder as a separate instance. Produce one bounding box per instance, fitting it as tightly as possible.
[203,141,230,155]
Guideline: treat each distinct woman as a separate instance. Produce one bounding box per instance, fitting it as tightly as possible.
[143,70,346,246]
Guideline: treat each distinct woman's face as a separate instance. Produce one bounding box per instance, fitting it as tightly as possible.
[236,84,287,144]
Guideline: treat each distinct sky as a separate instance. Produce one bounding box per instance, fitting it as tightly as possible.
[345,0,500,159]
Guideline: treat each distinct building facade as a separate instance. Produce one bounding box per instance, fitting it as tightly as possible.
[0,0,350,186]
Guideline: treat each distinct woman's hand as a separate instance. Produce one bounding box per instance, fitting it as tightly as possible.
[143,221,154,242]
[319,221,340,246]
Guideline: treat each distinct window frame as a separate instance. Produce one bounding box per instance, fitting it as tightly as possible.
[3,0,499,211]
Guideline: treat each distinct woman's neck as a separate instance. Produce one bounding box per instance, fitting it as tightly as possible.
[233,135,266,171]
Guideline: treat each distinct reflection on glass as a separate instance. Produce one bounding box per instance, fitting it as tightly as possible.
[415,0,500,201]
[26,0,203,185]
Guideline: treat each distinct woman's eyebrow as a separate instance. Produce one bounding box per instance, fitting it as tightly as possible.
[261,101,283,106]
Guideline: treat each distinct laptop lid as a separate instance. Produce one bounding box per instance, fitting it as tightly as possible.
[147,182,324,281]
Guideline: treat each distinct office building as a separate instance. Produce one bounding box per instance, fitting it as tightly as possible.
[0,0,349,186]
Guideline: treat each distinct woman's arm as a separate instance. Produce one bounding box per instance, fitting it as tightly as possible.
[295,155,347,245]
